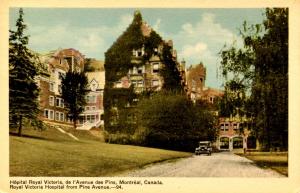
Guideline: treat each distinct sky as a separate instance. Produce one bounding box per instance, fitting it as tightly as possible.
[9,8,265,89]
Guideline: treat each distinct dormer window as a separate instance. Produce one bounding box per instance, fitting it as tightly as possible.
[137,66,144,74]
[132,47,145,57]
[152,79,159,87]
[137,50,142,56]
[132,67,137,74]
[152,63,159,73]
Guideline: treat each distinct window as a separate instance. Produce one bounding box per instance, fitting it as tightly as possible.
[58,85,62,94]
[132,48,144,57]
[137,50,142,56]
[60,112,64,122]
[86,95,96,103]
[225,123,229,131]
[200,78,203,83]
[220,123,229,131]
[152,63,159,73]
[56,98,64,108]
[137,80,143,87]
[49,83,54,92]
[220,124,224,131]
[49,110,54,120]
[85,106,90,111]
[209,97,213,103]
[233,123,238,130]
[61,99,64,108]
[131,80,137,87]
[91,106,96,110]
[55,112,60,121]
[49,96,54,106]
[132,67,137,74]
[91,96,96,103]
[91,115,95,123]
[152,80,159,87]
[137,66,144,74]
[44,110,48,118]
[44,109,54,120]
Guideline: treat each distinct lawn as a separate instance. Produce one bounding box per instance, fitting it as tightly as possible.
[9,126,191,177]
[236,152,288,176]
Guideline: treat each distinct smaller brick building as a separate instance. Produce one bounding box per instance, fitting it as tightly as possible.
[37,48,85,126]
[216,116,258,151]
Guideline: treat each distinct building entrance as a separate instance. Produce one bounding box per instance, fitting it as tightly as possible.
[220,137,229,149]
[233,137,243,149]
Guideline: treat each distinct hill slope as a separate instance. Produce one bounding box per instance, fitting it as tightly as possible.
[10,125,191,176]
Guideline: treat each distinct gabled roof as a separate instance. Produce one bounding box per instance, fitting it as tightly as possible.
[86,71,105,90]
[202,87,224,97]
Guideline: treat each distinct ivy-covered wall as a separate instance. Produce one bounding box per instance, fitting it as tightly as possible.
[104,11,184,135]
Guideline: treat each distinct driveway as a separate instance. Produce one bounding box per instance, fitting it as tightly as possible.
[122,152,284,177]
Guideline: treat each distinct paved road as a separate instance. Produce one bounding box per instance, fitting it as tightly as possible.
[122,152,284,177]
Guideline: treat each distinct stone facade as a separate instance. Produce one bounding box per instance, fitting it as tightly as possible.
[186,62,223,103]
[186,63,206,102]
[113,22,185,93]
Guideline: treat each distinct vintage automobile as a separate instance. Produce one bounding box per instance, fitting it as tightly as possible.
[195,141,212,156]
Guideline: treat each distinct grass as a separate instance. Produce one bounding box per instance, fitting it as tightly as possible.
[9,126,191,177]
[236,152,288,176]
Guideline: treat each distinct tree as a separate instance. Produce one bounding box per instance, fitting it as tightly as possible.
[219,8,288,150]
[83,58,95,72]
[160,44,184,92]
[9,8,40,136]
[61,71,88,129]
[137,92,217,151]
